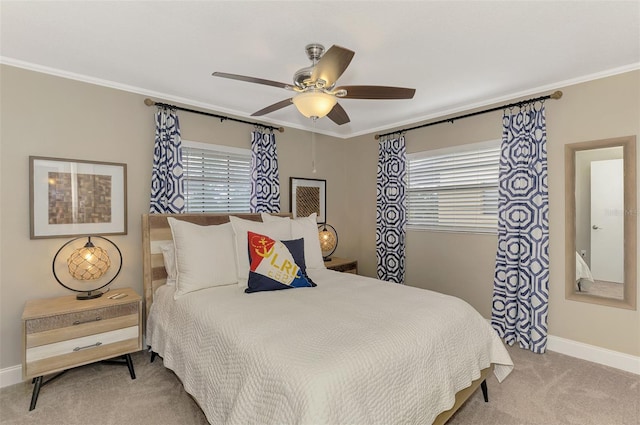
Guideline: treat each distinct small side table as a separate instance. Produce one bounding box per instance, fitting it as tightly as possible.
[324,257,358,274]
[22,287,142,410]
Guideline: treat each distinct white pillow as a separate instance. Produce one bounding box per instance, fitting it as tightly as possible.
[167,218,238,298]
[229,216,291,287]
[261,213,326,270]
[160,243,176,286]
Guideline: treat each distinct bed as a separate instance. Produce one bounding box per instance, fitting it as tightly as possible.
[575,251,594,292]
[142,213,513,425]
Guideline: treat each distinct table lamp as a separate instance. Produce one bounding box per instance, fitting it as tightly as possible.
[318,223,338,261]
[52,236,122,300]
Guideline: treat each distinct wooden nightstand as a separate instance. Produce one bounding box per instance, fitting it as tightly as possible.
[22,287,142,410]
[325,257,358,274]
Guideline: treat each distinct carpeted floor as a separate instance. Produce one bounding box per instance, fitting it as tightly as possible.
[583,280,624,300]
[1,345,638,425]
[447,345,639,425]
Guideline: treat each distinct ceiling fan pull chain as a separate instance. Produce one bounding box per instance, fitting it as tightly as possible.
[311,117,317,173]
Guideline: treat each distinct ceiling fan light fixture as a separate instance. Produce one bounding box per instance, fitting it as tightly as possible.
[292,90,337,119]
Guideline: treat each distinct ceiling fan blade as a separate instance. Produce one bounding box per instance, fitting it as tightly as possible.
[251,98,293,116]
[311,45,355,87]
[327,103,350,125]
[212,72,291,90]
[337,85,416,99]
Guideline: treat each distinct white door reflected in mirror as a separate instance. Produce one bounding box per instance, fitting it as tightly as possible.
[590,158,624,284]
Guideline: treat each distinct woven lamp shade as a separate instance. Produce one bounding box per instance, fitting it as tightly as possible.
[67,244,111,280]
[319,230,337,252]
[53,236,122,300]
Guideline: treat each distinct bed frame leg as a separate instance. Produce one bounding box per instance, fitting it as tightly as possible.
[150,351,158,363]
[480,380,488,402]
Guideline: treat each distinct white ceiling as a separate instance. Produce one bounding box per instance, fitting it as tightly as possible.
[1,1,639,138]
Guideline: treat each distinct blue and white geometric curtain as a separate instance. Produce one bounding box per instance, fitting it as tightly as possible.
[150,106,185,213]
[491,102,549,354]
[376,135,407,284]
[250,127,281,213]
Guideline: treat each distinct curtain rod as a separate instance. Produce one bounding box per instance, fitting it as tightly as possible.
[143,98,285,133]
[374,90,563,140]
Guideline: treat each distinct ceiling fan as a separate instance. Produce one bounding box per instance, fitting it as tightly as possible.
[212,43,416,125]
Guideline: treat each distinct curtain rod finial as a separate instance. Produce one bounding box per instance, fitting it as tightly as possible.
[550,91,563,100]
[144,98,155,107]
[278,127,285,133]
[374,134,380,140]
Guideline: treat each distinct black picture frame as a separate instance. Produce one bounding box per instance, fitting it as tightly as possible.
[289,177,326,223]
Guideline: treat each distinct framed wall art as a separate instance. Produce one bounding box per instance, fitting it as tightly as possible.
[290,177,326,223]
[30,156,127,239]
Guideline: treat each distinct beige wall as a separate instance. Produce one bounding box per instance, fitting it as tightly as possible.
[0,65,350,369]
[1,64,638,371]
[346,70,640,356]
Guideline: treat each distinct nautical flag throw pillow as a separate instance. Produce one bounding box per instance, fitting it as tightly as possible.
[245,231,316,293]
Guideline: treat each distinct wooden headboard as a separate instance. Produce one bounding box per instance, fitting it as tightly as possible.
[141,213,291,320]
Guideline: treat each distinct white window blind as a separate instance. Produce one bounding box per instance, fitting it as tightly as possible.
[182,141,252,213]
[407,140,500,233]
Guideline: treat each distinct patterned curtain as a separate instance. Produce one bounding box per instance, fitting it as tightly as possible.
[491,102,549,354]
[250,128,281,213]
[376,135,407,283]
[149,106,185,213]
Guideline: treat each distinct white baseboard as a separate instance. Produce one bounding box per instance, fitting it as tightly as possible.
[0,364,23,389]
[547,335,640,375]
[1,336,638,388]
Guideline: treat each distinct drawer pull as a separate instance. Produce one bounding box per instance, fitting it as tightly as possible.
[73,342,102,352]
[73,317,101,325]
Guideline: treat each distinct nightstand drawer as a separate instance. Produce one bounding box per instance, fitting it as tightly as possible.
[25,337,139,378]
[26,326,139,362]
[25,302,139,334]
[26,314,139,348]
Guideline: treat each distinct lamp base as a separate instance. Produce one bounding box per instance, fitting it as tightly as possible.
[76,291,104,300]
[323,256,332,262]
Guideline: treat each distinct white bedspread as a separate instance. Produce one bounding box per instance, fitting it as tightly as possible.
[575,252,594,292]
[576,252,594,282]
[147,269,513,425]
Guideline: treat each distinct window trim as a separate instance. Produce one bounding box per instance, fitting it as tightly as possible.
[182,139,250,156]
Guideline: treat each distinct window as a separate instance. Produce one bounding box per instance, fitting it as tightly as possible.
[407,140,500,233]
[182,140,252,212]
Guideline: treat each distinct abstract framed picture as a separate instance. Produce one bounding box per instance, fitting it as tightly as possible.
[290,177,326,223]
[30,156,127,239]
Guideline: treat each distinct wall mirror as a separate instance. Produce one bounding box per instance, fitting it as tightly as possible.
[565,135,636,309]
